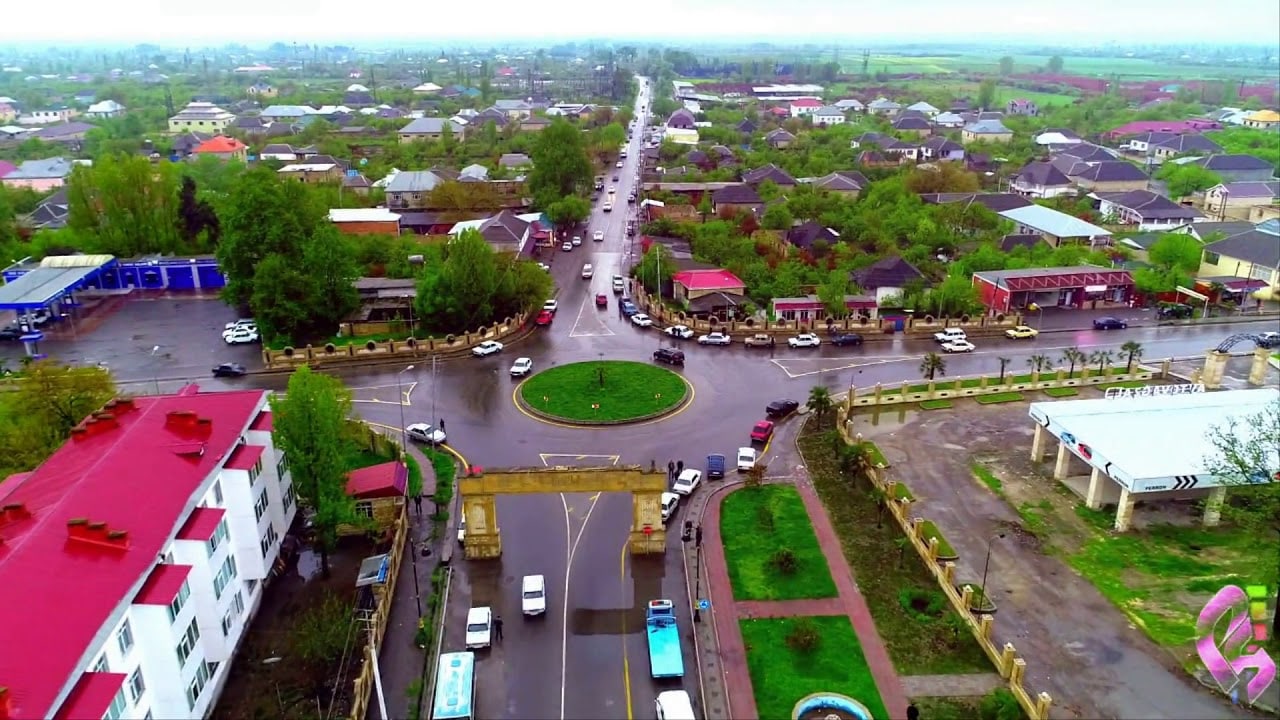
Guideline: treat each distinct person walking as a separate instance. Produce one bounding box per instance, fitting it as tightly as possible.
[412,494,422,516]
[439,418,446,433]
[493,615,504,643]
[667,460,676,479]
[676,460,684,475]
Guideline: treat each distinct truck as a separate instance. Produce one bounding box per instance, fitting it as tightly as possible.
[645,599,684,679]
[744,333,776,348]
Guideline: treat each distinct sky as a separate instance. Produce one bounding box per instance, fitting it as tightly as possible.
[0,0,1278,46]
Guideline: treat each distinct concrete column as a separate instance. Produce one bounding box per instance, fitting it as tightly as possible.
[1114,488,1136,532]
[1053,441,1071,480]
[1030,424,1047,462]
[1202,350,1230,390]
[1085,466,1105,509]
[629,491,667,554]
[1203,486,1227,527]
[462,493,502,559]
[1248,347,1272,387]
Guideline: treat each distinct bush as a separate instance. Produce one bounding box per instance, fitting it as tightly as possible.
[756,503,775,531]
[769,547,799,575]
[898,586,947,622]
[785,618,822,654]
[979,688,1025,720]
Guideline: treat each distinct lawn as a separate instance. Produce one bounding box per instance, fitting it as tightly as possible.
[340,442,396,473]
[918,399,953,410]
[858,441,890,468]
[881,79,1079,107]
[740,616,889,720]
[1042,387,1079,398]
[849,53,1279,80]
[970,462,1003,495]
[720,485,837,601]
[518,361,687,422]
[875,367,1129,396]
[799,419,990,674]
[974,392,1024,405]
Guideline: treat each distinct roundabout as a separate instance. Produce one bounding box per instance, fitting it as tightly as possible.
[515,360,691,425]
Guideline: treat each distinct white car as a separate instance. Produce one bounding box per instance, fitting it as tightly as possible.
[631,313,653,327]
[660,492,680,523]
[405,423,446,445]
[521,575,547,616]
[737,447,758,472]
[224,318,255,330]
[664,325,694,339]
[582,264,594,279]
[224,327,260,344]
[616,160,624,168]
[942,339,976,353]
[934,327,967,344]
[592,230,604,242]
[788,333,821,348]
[222,323,257,339]
[465,606,492,649]
[543,299,559,313]
[561,241,573,252]
[571,236,582,246]
[472,340,504,357]
[612,275,625,293]
[537,262,551,272]
[698,332,732,346]
[457,516,466,545]
[655,690,695,720]
[510,357,533,376]
[672,468,702,496]
[603,202,613,212]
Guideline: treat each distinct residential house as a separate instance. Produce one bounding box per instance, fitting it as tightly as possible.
[834,98,865,113]
[765,128,795,148]
[1000,233,1048,252]
[170,132,213,158]
[277,162,344,184]
[1104,119,1220,140]
[385,169,457,209]
[858,150,901,168]
[473,107,509,128]
[905,101,939,116]
[1202,181,1280,221]
[1006,99,1038,116]
[742,164,796,188]
[492,99,533,119]
[808,171,868,196]
[667,109,697,130]
[344,89,376,107]
[342,173,373,196]
[498,153,532,170]
[879,139,920,161]
[710,145,737,165]
[1242,110,1280,129]
[933,111,966,128]
[1034,128,1083,147]
[710,184,763,214]
[192,136,248,162]
[896,109,929,122]
[1199,222,1280,299]
[21,107,77,124]
[1185,155,1277,183]
[520,116,550,132]
[260,143,302,161]
[1094,189,1202,230]
[230,116,271,136]
[33,122,96,145]
[773,294,878,322]
[412,82,443,95]
[812,106,846,126]
[851,255,927,303]
[459,164,489,182]
[736,118,757,134]
[84,100,125,119]
[260,105,317,123]
[789,98,823,118]
[1150,133,1223,161]
[246,82,277,98]
[1072,161,1150,193]
[892,116,932,137]
[1010,162,1075,199]
[1,157,79,191]
[1206,107,1251,126]
[329,208,401,236]
[344,461,407,533]
[920,136,965,162]
[1185,220,1255,243]
[961,119,1013,144]
[21,187,70,229]
[866,98,901,116]
[998,205,1113,247]
[671,268,746,317]
[448,209,534,254]
[169,102,235,133]
[398,117,466,143]
[786,220,840,250]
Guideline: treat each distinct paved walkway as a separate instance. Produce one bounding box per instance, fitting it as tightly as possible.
[900,673,1005,698]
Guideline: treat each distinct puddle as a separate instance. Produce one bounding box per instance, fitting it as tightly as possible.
[864,405,913,426]
[295,548,324,581]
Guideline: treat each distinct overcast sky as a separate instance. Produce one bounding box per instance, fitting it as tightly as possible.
[0,0,1277,46]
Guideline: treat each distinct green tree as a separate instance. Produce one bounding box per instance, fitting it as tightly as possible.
[66,154,184,257]
[1148,233,1204,275]
[920,352,946,380]
[761,203,793,231]
[977,78,998,110]
[816,269,851,318]
[1120,340,1144,372]
[922,274,981,317]
[1047,56,1064,74]
[697,194,713,223]
[997,57,1015,76]
[1027,353,1052,373]
[301,226,361,335]
[271,366,359,578]
[0,185,18,251]
[1089,349,1115,373]
[544,196,592,235]
[1060,347,1086,375]
[807,385,833,421]
[1156,163,1223,198]
[633,242,675,295]
[527,118,593,208]
[250,254,314,344]
[997,356,1012,384]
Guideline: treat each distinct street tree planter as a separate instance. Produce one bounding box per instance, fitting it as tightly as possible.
[960,583,998,614]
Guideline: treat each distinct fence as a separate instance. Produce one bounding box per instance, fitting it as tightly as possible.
[347,505,409,720]
[848,362,1160,407]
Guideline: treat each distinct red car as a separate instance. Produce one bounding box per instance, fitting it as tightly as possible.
[750,420,774,443]
[595,294,608,308]
[535,310,554,326]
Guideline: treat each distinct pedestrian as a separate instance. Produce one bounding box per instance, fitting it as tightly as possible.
[667,460,675,479]
[493,615,504,643]
[439,418,446,433]
[412,494,422,516]
[676,460,684,475]
[906,704,919,720]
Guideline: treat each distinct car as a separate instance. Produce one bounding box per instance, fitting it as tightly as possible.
[212,363,247,378]
[535,310,554,326]
[627,194,636,203]
[612,174,619,181]
[561,241,573,251]
[698,332,732,346]
[653,348,685,365]
[406,423,446,445]
[582,264,594,279]
[571,235,582,246]
[744,333,775,348]
[225,318,255,330]
[472,340,504,357]
[934,327,967,343]
[224,327,260,345]
[465,606,492,649]
[765,399,800,419]
[830,333,863,346]
[543,299,559,313]
[706,453,725,479]
[603,202,613,212]
[655,690,696,720]
[457,516,466,545]
[0,325,24,341]
[521,575,547,616]
[1256,331,1280,349]
[631,313,654,327]
[510,357,533,376]
[750,420,775,443]
[1005,325,1039,339]
[537,262,551,272]
[1157,303,1194,319]
[672,468,702,496]
[942,339,976,353]
[788,333,821,348]
[222,322,257,339]
[660,492,681,523]
[626,224,636,236]
[737,447,758,472]
[612,275,626,294]
[593,230,604,242]
[1093,316,1127,330]
[620,300,639,316]
[615,161,624,168]
[664,325,694,339]
[596,293,608,308]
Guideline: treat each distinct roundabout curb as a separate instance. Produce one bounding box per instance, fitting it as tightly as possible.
[512,363,695,428]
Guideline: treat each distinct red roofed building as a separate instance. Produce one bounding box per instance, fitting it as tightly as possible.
[192,135,248,161]
[789,97,823,118]
[0,388,295,720]
[344,461,408,531]
[671,268,746,318]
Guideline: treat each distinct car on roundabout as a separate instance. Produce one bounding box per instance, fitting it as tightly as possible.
[631,313,654,328]
[664,325,694,339]
[472,340,504,357]
[1257,331,1280,349]
[698,332,732,346]
[406,423,446,445]
[941,339,976,353]
[788,333,821,348]
[510,357,533,376]
[593,230,604,242]
[653,348,685,366]
[1005,325,1039,339]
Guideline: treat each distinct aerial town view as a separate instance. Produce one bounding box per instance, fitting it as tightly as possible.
[0,2,1277,719]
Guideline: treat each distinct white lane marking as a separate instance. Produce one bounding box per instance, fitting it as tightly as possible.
[347,381,418,405]
[540,453,621,466]
[559,491,602,720]
[771,356,916,379]
[568,293,616,338]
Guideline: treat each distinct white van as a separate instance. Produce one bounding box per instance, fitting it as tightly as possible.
[465,606,492,648]
[660,492,680,524]
[522,575,547,616]
[655,690,695,720]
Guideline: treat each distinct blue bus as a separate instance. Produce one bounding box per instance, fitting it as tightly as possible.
[431,652,476,720]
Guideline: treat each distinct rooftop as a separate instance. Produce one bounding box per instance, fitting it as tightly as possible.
[347,460,408,499]
[999,205,1112,238]
[193,135,246,154]
[672,268,745,291]
[330,208,401,223]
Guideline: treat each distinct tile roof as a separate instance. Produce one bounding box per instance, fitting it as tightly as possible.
[672,268,745,291]
[1015,161,1071,187]
[810,171,866,192]
[742,164,796,186]
[1095,190,1203,220]
[193,135,246,154]
[1056,143,1119,163]
[385,169,451,192]
[346,460,408,499]
[964,119,1012,134]
[1203,225,1280,268]
[852,255,927,289]
[1194,154,1275,172]
[1213,180,1280,199]
[1075,161,1148,183]
[765,128,795,141]
[711,184,763,205]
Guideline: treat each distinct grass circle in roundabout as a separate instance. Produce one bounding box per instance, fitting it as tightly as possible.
[518,360,689,425]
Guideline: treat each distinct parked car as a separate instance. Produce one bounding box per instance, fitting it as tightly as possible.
[660,492,681,523]
[933,327,967,343]
[656,691,695,720]
[406,423,446,445]
[1157,303,1193,319]
[224,327,260,345]
[593,230,604,242]
[631,313,654,327]
[596,294,608,308]
[212,363,247,378]
[521,575,547,616]
[603,202,613,212]
[942,339,976,353]
[571,236,582,247]
[457,516,466,545]
[543,299,559,313]
[672,468,702,496]
[561,241,573,251]
[510,357,534,376]
[1093,316,1127,330]
[744,333,775,348]
[472,340,504,357]
[0,325,25,341]
[788,333,821,348]
[765,399,800,418]
[621,300,639,316]
[653,348,685,366]
[465,606,493,649]
[225,318,256,330]
[698,332,732,346]
[664,325,694,339]
[830,333,863,346]
[750,420,775,443]
[535,310,554,326]
[1005,325,1039,339]
[706,453,725,479]
[1256,331,1280,349]
[736,447,758,472]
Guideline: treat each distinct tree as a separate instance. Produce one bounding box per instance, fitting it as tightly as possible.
[544,196,592,235]
[0,185,19,250]
[1089,349,1115,373]
[807,385,833,421]
[251,254,314,344]
[634,242,675,295]
[301,226,361,336]
[905,164,981,195]
[294,591,354,679]
[0,362,116,477]
[997,356,1012,384]
[977,78,997,110]
[921,274,981,318]
[426,181,501,221]
[1060,347,1087,376]
[761,203,793,231]
[413,229,549,334]
[1120,341,1144,373]
[1156,163,1223,199]
[997,57,1015,76]
[816,269,851,318]
[270,366,359,578]
[1027,354,1052,373]
[66,154,184,257]
[1202,399,1280,640]
[176,176,220,248]
[527,118,593,208]
[920,352,946,380]
[697,194,713,223]
[1147,233,1204,275]
[1047,56,1064,74]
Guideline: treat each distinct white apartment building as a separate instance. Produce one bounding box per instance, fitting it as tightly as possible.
[168,101,236,134]
[0,387,295,720]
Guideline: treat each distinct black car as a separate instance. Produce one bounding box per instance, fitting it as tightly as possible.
[0,325,24,341]
[1093,316,1127,330]
[1157,303,1193,319]
[766,399,800,419]
[653,348,685,366]
[212,363,248,378]
[830,333,863,346]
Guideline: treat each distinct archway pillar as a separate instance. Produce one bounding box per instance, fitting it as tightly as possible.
[1202,350,1229,389]
[462,494,501,560]
[1248,347,1272,386]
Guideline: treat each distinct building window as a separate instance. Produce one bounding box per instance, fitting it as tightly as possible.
[116,619,134,655]
[175,617,200,667]
[186,660,213,711]
[206,518,229,557]
[1203,252,1220,266]
[260,523,279,559]
[234,589,245,615]
[167,579,191,623]
[277,453,290,479]
[249,456,263,483]
[247,579,259,595]
[254,488,270,522]
[128,668,146,704]
[283,483,296,512]
[102,688,127,720]
[213,479,224,505]
[355,501,373,519]
[213,554,238,599]
[93,654,109,673]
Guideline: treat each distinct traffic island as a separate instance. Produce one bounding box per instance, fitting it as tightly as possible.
[516,360,691,425]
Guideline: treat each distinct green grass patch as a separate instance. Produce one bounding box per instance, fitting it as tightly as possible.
[720,485,837,601]
[801,420,990,674]
[740,616,889,720]
[918,520,956,558]
[919,399,954,410]
[267,328,435,351]
[519,361,686,422]
[340,442,396,473]
[405,454,424,498]
[423,447,456,520]
[890,482,915,502]
[858,441,890,468]
[1095,380,1148,390]
[970,463,1003,495]
[908,697,984,720]
[1042,387,1079,398]
[1017,500,1053,537]
[975,392,1024,405]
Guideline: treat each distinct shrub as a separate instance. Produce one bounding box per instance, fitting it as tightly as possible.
[979,688,1025,720]
[769,547,799,575]
[898,586,946,622]
[785,619,822,654]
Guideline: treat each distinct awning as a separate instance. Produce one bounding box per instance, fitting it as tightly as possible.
[1197,276,1269,292]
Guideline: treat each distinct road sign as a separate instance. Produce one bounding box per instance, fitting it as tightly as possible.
[698,599,710,610]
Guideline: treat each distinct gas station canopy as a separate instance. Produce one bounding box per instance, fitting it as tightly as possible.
[0,255,117,310]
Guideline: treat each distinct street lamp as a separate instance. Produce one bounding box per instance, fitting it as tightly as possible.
[396,365,415,450]
[149,345,162,395]
[979,532,1006,606]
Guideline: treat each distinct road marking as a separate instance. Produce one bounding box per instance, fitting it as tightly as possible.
[539,453,621,466]
[619,539,634,720]
[347,380,418,405]
[770,356,915,379]
[568,293,615,338]
[559,489,602,720]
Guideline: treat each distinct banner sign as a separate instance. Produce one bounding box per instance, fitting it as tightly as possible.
[1104,383,1205,400]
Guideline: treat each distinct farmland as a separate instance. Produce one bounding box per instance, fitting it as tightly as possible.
[845,53,1280,80]
[841,80,1080,106]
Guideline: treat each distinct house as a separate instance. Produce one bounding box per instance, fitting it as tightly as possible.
[492,99,533,119]
[961,119,1013,144]
[1000,233,1048,252]
[499,153,532,169]
[998,205,1113,247]
[344,89,376,107]
[1203,181,1280,221]
[342,173,373,196]
[1242,110,1280,129]
[1094,189,1203,230]
[277,162,344,184]
[858,150,901,168]
[812,106,846,125]
[260,143,301,161]
[21,187,70,229]
[834,98,865,112]
[905,101,939,116]
[170,132,213,158]
[742,164,796,188]
[520,116,551,132]
[736,118,757,134]
[191,136,248,162]
[398,117,466,143]
[246,81,277,98]
[1072,161,1150,193]
[1006,99,1038,116]
[933,111,966,129]
[1207,107,1251,126]
[772,294,878,322]
[385,170,457,209]
[787,221,840,250]
[920,136,965,162]
[33,122,96,144]
[667,109,697,129]
[1010,162,1075,199]
[230,116,271,136]
[345,461,407,533]
[448,209,534,254]
[473,108,508,128]
[866,98,901,116]
[1185,220,1255,243]
[918,192,1033,213]
[0,103,16,122]
[84,100,125,118]
[1150,133,1223,161]
[710,184,763,214]
[1199,222,1280,299]
[1104,119,1220,140]
[1,157,79,191]
[0,390,294,720]
[1034,128,1083,146]
[169,102,235,133]
[765,128,795,148]
[1185,155,1277,183]
[260,105,318,123]
[459,164,489,182]
[851,255,927,303]
[808,171,868,196]
[412,82,443,95]
[329,208,401,236]
[664,127,700,145]
[789,98,823,118]
[671,268,746,312]
[892,116,932,137]
[21,107,77,124]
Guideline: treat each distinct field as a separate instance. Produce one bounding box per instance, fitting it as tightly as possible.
[846,53,1280,80]
[840,79,1079,106]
